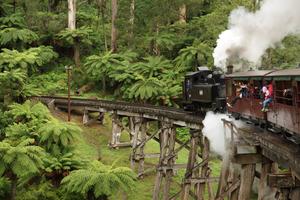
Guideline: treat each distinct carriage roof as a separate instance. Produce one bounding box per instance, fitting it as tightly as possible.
[226,68,300,81]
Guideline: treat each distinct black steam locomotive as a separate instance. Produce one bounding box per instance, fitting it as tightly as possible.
[182,67,226,112]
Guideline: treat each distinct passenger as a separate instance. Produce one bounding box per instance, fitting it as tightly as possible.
[283,88,293,105]
[240,82,248,97]
[268,82,273,98]
[261,85,272,112]
[247,83,253,97]
[227,82,244,108]
[283,88,293,98]
[186,79,192,98]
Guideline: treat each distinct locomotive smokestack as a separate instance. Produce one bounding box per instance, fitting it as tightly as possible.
[226,65,233,74]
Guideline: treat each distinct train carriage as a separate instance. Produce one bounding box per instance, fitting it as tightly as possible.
[225,70,274,122]
[266,68,300,135]
[225,68,300,136]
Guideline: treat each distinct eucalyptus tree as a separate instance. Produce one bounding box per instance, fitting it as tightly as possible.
[61,160,136,200]
[111,0,118,52]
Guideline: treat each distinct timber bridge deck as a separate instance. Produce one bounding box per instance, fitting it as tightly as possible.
[32,96,300,200]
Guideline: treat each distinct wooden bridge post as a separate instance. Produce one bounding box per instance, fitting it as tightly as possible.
[130,116,143,170]
[83,109,89,125]
[137,120,147,177]
[110,112,122,148]
[181,129,200,200]
[237,163,255,200]
[196,135,211,200]
[216,121,232,199]
[258,158,273,200]
[162,126,176,200]
[153,120,176,200]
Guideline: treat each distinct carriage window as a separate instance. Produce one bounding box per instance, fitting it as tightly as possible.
[226,80,232,96]
[275,81,293,106]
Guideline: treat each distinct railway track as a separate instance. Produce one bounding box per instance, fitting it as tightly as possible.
[32,95,203,125]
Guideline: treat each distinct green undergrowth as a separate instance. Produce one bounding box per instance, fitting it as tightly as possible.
[59,112,223,200]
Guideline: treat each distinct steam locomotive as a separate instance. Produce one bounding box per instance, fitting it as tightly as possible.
[182,66,226,112]
[182,66,300,138]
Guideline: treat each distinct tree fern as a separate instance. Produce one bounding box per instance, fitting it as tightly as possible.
[38,119,81,155]
[0,13,25,28]
[0,177,10,199]
[0,68,27,95]
[0,46,58,73]
[0,27,39,46]
[125,76,163,101]
[0,138,45,200]
[57,26,94,46]
[61,160,136,199]
[132,56,172,78]
[85,50,136,80]
[4,123,36,141]
[174,42,213,70]
[44,151,86,173]
[6,100,51,125]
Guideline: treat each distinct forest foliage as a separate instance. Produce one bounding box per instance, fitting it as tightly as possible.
[0,0,299,199]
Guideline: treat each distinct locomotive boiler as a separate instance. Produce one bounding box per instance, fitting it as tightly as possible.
[182,66,226,112]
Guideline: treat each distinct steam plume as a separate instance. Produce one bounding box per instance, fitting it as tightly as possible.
[213,0,300,70]
[202,112,229,156]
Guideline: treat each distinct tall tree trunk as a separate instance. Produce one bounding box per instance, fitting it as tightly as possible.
[129,0,135,47]
[102,77,106,93]
[154,23,160,56]
[97,0,108,51]
[10,175,17,200]
[68,0,76,30]
[179,4,187,23]
[13,0,16,13]
[97,0,107,92]
[74,38,81,68]
[97,195,109,200]
[49,0,61,12]
[87,190,95,200]
[68,0,79,67]
[111,0,118,53]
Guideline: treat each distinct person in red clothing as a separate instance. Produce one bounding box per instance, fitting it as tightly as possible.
[261,83,273,112]
[268,82,273,97]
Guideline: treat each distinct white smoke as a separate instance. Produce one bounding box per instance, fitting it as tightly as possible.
[202,111,230,156]
[213,0,300,70]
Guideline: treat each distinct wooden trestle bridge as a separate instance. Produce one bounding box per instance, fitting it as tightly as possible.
[33,96,300,200]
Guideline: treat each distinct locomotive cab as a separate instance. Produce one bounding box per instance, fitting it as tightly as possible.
[183,67,226,112]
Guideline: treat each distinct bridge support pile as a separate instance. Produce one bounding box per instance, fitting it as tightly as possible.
[217,120,300,200]
[108,112,215,200]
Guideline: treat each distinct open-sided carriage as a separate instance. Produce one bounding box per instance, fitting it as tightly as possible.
[226,68,300,136]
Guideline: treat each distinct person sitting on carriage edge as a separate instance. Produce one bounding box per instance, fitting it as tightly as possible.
[261,84,273,112]
[227,81,248,108]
